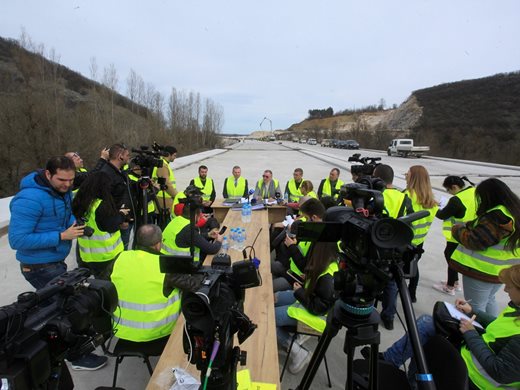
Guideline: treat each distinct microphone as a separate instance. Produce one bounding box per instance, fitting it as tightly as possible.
[247,188,255,203]
[398,210,430,225]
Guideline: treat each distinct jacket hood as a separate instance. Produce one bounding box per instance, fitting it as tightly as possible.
[20,170,52,192]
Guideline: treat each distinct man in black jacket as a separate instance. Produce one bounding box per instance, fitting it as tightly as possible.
[99,143,132,248]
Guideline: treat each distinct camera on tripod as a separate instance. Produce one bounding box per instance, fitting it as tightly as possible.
[159,253,260,389]
[0,268,117,389]
[293,185,435,390]
[131,146,165,170]
[348,153,382,177]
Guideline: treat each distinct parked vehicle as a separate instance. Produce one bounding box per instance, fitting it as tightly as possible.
[307,138,317,145]
[331,139,341,148]
[299,138,307,144]
[269,135,276,141]
[321,139,332,147]
[387,138,430,157]
[292,138,299,143]
[344,140,360,149]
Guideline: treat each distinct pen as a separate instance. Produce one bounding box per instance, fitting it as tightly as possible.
[469,314,477,324]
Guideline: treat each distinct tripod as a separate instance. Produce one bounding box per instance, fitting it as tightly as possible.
[294,263,436,390]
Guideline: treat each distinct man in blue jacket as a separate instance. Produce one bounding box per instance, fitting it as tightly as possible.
[9,156,108,370]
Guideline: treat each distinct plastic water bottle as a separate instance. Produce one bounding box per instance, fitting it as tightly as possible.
[220,236,229,254]
[229,228,237,250]
[241,228,247,247]
[242,202,252,223]
[236,228,245,250]
[284,192,289,204]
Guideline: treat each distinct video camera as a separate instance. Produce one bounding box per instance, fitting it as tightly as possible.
[348,153,382,177]
[131,146,165,170]
[159,254,260,389]
[0,268,117,390]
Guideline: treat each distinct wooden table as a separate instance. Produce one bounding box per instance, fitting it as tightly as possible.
[147,207,280,389]
[211,200,287,225]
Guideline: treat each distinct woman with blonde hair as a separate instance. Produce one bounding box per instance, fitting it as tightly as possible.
[404,165,439,302]
[300,180,317,199]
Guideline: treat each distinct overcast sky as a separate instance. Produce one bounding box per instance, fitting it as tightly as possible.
[1,1,519,134]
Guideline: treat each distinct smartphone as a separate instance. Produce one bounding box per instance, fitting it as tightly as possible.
[286,270,304,285]
[219,226,228,235]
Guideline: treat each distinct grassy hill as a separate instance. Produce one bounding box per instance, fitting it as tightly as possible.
[282,72,520,165]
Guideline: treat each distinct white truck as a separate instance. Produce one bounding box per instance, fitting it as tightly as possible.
[387,139,430,158]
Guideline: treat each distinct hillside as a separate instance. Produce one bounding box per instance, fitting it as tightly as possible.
[283,72,520,165]
[0,36,223,197]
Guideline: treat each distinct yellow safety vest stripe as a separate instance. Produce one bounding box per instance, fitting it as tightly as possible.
[442,187,477,242]
[111,250,181,342]
[460,305,520,389]
[77,199,123,262]
[404,190,438,245]
[451,205,520,276]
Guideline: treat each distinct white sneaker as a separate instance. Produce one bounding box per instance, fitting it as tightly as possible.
[441,280,462,292]
[288,342,311,374]
[433,283,455,296]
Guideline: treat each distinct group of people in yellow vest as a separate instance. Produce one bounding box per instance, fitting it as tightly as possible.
[70,143,520,388]
[270,162,520,388]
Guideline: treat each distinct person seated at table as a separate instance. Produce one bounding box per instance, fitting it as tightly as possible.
[254,169,281,202]
[222,165,249,199]
[275,241,339,374]
[111,224,181,344]
[376,263,520,389]
[189,165,216,207]
[162,199,223,263]
[272,198,326,292]
[284,168,305,203]
[300,180,317,199]
[317,168,344,201]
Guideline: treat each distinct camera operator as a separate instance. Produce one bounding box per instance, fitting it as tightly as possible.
[152,145,178,212]
[317,168,344,200]
[162,196,223,274]
[65,148,109,194]
[377,264,520,389]
[8,156,107,370]
[111,224,181,344]
[72,171,127,280]
[372,164,414,330]
[98,143,133,249]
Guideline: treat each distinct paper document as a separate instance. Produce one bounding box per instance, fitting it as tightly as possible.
[443,302,484,329]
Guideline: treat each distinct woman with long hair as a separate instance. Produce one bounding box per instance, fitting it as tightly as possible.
[300,180,318,199]
[275,241,338,374]
[449,178,520,316]
[433,175,477,295]
[404,165,438,302]
[72,171,128,279]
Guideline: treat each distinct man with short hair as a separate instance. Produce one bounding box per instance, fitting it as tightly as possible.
[223,165,248,198]
[317,168,344,200]
[65,148,109,193]
[284,168,304,203]
[190,165,216,207]
[372,164,413,331]
[254,169,281,201]
[152,145,178,213]
[111,224,181,344]
[9,156,108,370]
[99,143,132,248]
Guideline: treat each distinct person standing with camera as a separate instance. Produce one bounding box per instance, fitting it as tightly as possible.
[152,145,178,220]
[72,171,127,280]
[9,156,108,370]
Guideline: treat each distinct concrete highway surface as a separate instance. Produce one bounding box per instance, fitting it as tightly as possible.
[1,140,518,389]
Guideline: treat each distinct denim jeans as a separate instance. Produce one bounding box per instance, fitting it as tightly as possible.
[381,280,399,321]
[462,275,502,317]
[275,290,297,347]
[20,261,67,289]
